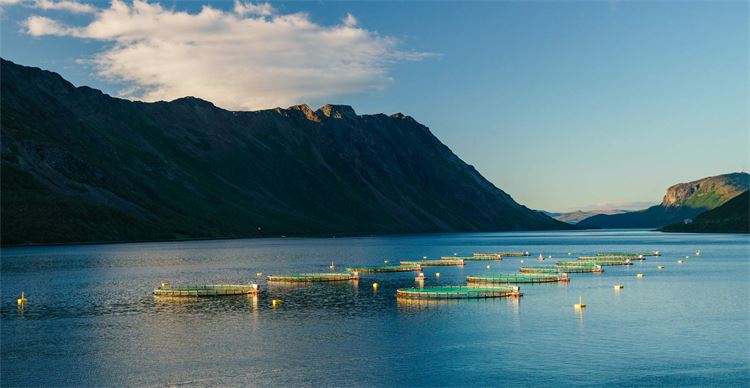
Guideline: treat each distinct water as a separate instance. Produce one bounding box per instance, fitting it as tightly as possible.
[1,230,748,386]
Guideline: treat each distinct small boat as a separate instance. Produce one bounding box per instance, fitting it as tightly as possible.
[538,254,545,261]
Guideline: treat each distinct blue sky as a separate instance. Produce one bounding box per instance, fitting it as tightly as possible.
[1,0,747,212]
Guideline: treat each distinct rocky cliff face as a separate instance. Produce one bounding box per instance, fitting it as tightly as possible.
[579,172,749,229]
[661,173,749,208]
[0,58,569,245]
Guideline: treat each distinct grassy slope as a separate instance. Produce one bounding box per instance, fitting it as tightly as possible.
[660,191,749,233]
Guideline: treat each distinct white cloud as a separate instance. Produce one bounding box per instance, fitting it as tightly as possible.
[343,13,357,27]
[233,0,273,17]
[34,0,97,13]
[24,15,72,35]
[21,0,432,110]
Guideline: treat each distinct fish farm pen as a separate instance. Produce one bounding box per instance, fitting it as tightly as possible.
[153,284,259,297]
[440,255,500,261]
[396,286,521,300]
[519,266,602,274]
[562,259,632,266]
[400,259,465,266]
[472,253,503,259]
[519,266,561,274]
[597,252,660,257]
[580,255,645,261]
[466,273,568,284]
[345,265,420,273]
[267,273,359,282]
[556,261,604,266]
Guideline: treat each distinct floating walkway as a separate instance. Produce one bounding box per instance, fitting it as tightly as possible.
[345,265,420,273]
[153,283,259,297]
[267,273,359,282]
[400,259,465,267]
[396,285,521,300]
[466,273,568,284]
[493,252,530,257]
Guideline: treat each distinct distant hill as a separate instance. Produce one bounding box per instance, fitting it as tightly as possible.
[548,209,627,224]
[660,191,749,233]
[0,58,569,245]
[578,173,749,229]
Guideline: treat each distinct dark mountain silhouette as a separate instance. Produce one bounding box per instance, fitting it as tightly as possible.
[0,58,569,245]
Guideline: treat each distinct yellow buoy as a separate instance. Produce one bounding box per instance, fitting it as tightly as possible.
[486,264,491,269]
[272,299,283,307]
[574,296,586,309]
[520,259,524,264]
[614,285,624,290]
[256,272,263,277]
[17,292,28,306]
[384,260,389,264]
[435,272,441,278]
[372,282,379,290]
[160,281,170,288]
[636,273,644,278]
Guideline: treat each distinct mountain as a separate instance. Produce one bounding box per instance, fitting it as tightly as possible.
[660,191,749,233]
[0,58,569,245]
[578,173,749,229]
[548,209,627,224]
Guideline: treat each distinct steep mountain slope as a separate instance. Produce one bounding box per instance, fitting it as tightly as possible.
[660,191,749,233]
[578,173,749,229]
[0,58,569,245]
[548,210,627,224]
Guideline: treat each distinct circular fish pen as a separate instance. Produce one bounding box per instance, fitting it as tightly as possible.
[153,283,259,297]
[345,265,420,273]
[399,259,465,267]
[466,273,568,284]
[396,286,521,300]
[267,273,359,282]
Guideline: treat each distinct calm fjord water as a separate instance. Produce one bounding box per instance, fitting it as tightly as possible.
[1,230,748,387]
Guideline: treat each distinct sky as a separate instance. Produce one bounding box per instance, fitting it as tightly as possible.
[1,0,748,212]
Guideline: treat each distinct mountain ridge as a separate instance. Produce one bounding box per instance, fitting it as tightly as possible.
[660,191,749,233]
[578,172,749,229]
[0,58,569,245]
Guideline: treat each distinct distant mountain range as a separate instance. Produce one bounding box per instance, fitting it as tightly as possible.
[545,209,627,224]
[660,191,749,233]
[0,58,569,245]
[578,172,749,229]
